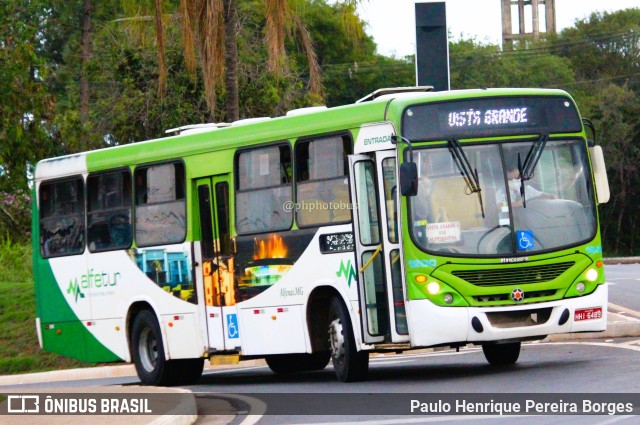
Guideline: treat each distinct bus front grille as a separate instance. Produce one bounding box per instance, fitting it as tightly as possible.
[452,262,575,287]
[473,290,557,303]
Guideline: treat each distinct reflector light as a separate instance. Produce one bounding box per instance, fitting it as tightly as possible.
[444,293,454,304]
[415,275,428,283]
[576,282,586,293]
[596,260,603,268]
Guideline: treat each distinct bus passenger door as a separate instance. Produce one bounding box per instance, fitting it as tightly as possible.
[349,151,408,344]
[376,151,409,342]
[195,175,236,352]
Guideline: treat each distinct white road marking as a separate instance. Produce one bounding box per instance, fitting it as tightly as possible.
[370,359,414,365]
[539,340,640,353]
[203,365,268,375]
[200,394,266,425]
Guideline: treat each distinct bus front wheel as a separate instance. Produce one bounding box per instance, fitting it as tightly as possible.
[482,342,521,366]
[131,310,175,385]
[328,297,368,382]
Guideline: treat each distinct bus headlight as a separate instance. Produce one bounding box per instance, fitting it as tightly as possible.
[443,293,454,304]
[585,268,598,282]
[427,282,440,295]
[576,282,586,293]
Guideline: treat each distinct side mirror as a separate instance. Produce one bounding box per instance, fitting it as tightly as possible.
[400,162,418,197]
[589,145,610,204]
[583,118,596,147]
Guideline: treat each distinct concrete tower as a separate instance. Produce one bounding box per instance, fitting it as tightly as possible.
[502,0,557,49]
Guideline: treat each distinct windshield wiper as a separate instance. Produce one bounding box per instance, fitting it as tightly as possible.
[448,138,484,218]
[517,133,548,207]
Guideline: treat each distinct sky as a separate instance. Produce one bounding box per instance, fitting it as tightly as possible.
[355,0,640,57]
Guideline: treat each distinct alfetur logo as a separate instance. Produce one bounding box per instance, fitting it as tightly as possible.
[336,259,357,287]
[66,269,121,303]
[67,280,85,303]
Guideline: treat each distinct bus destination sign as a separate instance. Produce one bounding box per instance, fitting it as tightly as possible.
[447,107,529,128]
[402,96,583,141]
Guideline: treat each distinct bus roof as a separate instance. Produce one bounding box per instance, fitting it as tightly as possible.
[35,87,574,180]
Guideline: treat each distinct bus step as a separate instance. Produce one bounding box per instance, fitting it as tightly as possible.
[209,354,240,365]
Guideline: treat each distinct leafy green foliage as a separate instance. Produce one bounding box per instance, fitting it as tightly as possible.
[0,2,57,192]
[2,2,640,255]
[0,191,32,246]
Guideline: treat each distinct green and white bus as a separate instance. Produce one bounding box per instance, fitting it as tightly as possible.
[32,87,610,384]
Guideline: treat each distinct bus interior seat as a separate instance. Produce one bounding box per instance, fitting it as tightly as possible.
[331,182,351,222]
[429,176,487,228]
[298,198,331,225]
[513,198,592,249]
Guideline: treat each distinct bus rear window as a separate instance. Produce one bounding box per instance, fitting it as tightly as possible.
[40,178,85,257]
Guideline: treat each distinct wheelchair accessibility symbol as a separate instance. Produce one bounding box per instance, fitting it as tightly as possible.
[226,314,239,339]
[516,230,535,251]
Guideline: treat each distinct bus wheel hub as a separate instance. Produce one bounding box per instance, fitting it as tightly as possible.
[329,318,345,362]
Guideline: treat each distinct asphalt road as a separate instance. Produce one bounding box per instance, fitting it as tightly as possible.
[605,264,640,313]
[187,340,640,424]
[1,264,639,424]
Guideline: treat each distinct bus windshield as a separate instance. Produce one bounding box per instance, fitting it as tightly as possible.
[409,139,597,256]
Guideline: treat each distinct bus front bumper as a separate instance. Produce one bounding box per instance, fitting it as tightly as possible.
[406,283,608,348]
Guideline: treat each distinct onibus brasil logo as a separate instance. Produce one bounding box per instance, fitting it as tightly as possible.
[336,259,357,287]
[67,270,121,303]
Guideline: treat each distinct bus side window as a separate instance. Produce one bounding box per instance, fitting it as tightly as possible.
[87,170,132,252]
[134,162,186,246]
[295,135,352,227]
[40,178,85,258]
[235,144,293,235]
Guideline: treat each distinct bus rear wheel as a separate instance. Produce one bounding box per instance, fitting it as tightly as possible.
[132,310,171,385]
[482,342,521,366]
[328,297,368,382]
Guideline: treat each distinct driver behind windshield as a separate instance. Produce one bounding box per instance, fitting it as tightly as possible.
[496,151,556,207]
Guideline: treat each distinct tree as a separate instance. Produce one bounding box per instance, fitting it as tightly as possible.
[449,37,575,90]
[120,0,367,121]
[549,9,640,93]
[587,84,640,254]
[0,1,58,192]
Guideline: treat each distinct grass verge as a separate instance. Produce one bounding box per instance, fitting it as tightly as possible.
[0,280,94,375]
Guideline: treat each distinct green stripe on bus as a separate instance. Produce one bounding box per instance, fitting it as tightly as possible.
[35,260,122,363]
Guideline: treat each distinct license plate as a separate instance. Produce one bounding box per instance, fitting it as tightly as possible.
[574,307,602,321]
